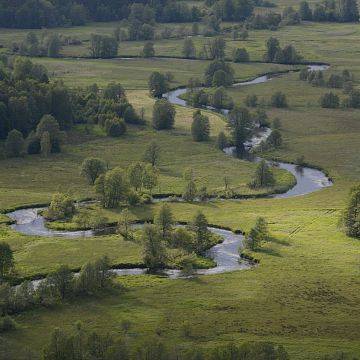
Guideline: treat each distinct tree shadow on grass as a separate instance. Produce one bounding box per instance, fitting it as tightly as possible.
[257,247,282,257]
[268,236,290,246]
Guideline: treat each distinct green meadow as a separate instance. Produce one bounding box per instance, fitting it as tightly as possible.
[0,14,359,360]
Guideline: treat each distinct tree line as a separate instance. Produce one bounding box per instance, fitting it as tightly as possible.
[0,56,145,158]
[39,322,291,360]
[0,0,202,29]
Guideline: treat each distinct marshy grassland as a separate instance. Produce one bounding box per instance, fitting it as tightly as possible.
[0,10,359,360]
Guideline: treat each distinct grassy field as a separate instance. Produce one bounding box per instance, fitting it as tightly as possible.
[0,89,294,211]
[0,18,359,360]
[32,57,293,89]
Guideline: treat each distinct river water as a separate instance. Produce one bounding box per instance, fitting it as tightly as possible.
[7,63,332,280]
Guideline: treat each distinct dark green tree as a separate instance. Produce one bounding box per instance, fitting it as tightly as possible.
[142,224,166,270]
[263,37,280,62]
[191,211,211,254]
[233,48,250,63]
[80,158,107,185]
[342,184,360,238]
[142,42,155,57]
[250,160,275,188]
[271,92,288,108]
[266,129,283,148]
[0,242,14,278]
[148,72,169,98]
[216,131,228,150]
[5,129,24,158]
[155,203,174,239]
[227,106,253,155]
[143,141,160,167]
[47,265,73,300]
[182,38,196,58]
[245,217,269,250]
[320,92,340,108]
[152,99,175,130]
[299,1,313,20]
[191,110,210,142]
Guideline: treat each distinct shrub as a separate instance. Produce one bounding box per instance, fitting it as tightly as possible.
[46,193,75,220]
[270,92,288,108]
[266,129,282,148]
[5,129,24,157]
[320,92,340,108]
[0,316,17,332]
[123,105,141,124]
[105,117,127,137]
[233,48,250,63]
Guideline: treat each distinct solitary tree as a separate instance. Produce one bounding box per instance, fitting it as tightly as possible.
[216,131,228,150]
[191,110,210,142]
[143,164,159,193]
[95,167,130,208]
[233,48,249,63]
[118,208,133,240]
[0,242,14,278]
[245,217,269,250]
[227,106,253,155]
[263,37,280,62]
[191,211,211,254]
[143,141,160,167]
[148,72,169,98]
[152,99,176,130]
[208,37,226,59]
[270,92,288,108]
[299,1,313,20]
[342,184,360,238]
[47,265,73,300]
[182,38,196,58]
[155,203,174,239]
[266,129,283,148]
[182,168,197,201]
[250,160,275,188]
[81,158,107,185]
[142,42,155,57]
[143,224,166,270]
[320,92,340,108]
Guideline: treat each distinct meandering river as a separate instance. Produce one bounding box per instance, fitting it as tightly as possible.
[7,63,332,280]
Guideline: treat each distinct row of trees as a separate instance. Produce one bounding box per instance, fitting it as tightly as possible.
[41,322,290,360]
[320,89,360,109]
[264,37,303,64]
[17,32,62,58]
[300,69,353,90]
[0,255,112,318]
[0,0,202,29]
[299,0,359,22]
